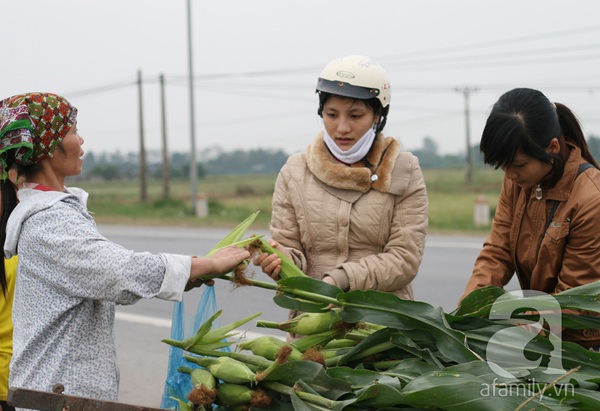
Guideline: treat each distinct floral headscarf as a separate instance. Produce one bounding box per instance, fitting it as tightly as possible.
[0,92,77,179]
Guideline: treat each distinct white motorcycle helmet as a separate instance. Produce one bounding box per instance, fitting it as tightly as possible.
[316,55,391,132]
[317,55,391,107]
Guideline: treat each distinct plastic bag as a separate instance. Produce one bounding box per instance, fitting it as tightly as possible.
[160,285,220,409]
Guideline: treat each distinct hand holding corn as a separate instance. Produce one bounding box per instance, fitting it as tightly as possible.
[187,245,250,289]
[253,239,294,281]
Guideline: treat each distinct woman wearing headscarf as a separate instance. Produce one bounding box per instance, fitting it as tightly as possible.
[0,92,250,402]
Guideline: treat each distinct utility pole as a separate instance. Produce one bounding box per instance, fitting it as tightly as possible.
[186,0,198,214]
[455,86,479,184]
[159,73,170,199]
[137,69,148,203]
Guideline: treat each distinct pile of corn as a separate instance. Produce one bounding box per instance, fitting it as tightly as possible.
[162,213,600,410]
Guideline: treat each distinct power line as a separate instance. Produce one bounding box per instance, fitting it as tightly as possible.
[386,52,600,73]
[375,24,600,62]
[382,43,600,67]
[64,80,136,98]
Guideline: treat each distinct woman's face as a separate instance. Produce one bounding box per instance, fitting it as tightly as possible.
[322,95,377,151]
[48,122,85,177]
[501,138,560,188]
[501,151,553,188]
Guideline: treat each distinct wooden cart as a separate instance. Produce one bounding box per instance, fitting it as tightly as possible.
[7,384,167,411]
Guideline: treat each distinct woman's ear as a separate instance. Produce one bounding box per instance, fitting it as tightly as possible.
[547,137,561,154]
[373,114,381,130]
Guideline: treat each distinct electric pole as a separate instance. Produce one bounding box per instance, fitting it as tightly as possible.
[137,69,148,203]
[455,86,479,184]
[186,0,198,215]
[159,73,170,199]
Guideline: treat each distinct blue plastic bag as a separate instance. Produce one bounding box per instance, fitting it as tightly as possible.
[161,286,219,409]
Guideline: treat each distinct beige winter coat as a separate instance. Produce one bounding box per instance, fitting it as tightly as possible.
[270,132,428,301]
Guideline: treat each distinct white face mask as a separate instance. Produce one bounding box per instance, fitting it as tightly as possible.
[323,125,377,165]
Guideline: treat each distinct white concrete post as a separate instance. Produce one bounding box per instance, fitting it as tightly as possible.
[474,195,490,227]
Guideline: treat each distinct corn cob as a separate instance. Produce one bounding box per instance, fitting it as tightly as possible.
[215,383,254,406]
[237,335,302,361]
[215,384,273,408]
[177,366,217,389]
[185,356,256,384]
[191,368,217,389]
[275,310,343,335]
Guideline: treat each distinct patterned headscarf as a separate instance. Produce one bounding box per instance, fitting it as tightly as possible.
[0,92,78,179]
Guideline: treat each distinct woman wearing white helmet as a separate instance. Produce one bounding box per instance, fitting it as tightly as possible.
[255,55,428,329]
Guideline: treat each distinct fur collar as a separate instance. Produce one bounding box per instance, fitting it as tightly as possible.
[306,132,402,194]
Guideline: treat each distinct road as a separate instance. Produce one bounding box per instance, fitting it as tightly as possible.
[96,225,519,407]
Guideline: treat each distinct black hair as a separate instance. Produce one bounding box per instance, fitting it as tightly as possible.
[0,151,17,296]
[0,152,40,296]
[317,91,389,134]
[480,88,598,186]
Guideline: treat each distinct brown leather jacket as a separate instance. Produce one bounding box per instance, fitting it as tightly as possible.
[463,145,600,347]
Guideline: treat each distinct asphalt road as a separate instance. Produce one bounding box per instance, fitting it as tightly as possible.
[95,225,519,408]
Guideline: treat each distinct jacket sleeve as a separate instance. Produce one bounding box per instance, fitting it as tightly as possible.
[332,155,428,293]
[556,175,600,293]
[18,201,190,305]
[461,177,516,301]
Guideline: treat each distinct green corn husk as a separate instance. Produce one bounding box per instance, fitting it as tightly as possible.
[194,211,261,282]
[215,383,254,406]
[291,329,340,352]
[177,366,217,390]
[192,368,217,389]
[162,310,262,353]
[185,356,256,384]
[181,346,273,369]
[323,338,358,349]
[169,397,193,411]
[258,310,343,336]
[237,335,302,361]
[252,238,306,279]
[208,211,260,255]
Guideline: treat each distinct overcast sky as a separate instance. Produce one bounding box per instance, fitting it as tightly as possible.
[2,0,600,158]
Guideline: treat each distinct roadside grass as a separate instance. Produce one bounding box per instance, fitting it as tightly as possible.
[423,167,503,234]
[72,167,504,233]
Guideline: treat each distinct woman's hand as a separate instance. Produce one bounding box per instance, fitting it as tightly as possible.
[187,246,251,290]
[253,239,292,281]
[322,275,337,286]
[206,245,251,274]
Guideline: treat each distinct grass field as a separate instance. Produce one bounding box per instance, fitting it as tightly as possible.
[73,167,505,234]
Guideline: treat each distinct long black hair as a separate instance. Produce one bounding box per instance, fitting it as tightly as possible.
[0,152,40,296]
[480,88,598,186]
[0,150,17,296]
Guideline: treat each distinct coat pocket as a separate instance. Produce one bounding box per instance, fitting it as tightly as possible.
[542,220,570,258]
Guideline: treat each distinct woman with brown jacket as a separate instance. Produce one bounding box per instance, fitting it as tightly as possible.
[255,55,428,304]
[462,88,600,349]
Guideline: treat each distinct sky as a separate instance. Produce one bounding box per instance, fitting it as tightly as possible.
[2,0,600,158]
